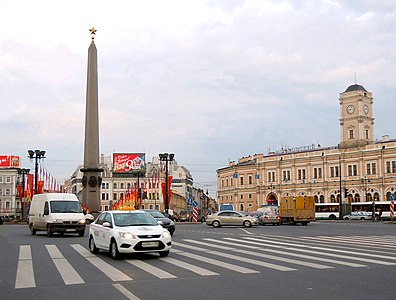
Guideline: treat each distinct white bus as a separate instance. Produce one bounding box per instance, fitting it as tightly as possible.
[315,203,339,220]
[351,201,394,220]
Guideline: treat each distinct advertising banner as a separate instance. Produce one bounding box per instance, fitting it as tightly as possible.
[113,153,146,174]
[0,155,20,168]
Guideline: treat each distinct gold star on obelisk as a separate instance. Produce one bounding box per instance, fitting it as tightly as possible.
[89,27,97,40]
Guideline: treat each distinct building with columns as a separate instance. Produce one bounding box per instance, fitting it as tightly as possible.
[216,84,396,212]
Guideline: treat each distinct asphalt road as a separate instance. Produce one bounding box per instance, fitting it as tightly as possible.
[1,221,396,300]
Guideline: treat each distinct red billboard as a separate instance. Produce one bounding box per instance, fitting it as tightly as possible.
[113,153,146,174]
[0,155,20,168]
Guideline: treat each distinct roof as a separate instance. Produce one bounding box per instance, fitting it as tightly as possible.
[344,84,367,93]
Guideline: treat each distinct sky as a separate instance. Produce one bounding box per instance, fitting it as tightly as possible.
[1,0,395,197]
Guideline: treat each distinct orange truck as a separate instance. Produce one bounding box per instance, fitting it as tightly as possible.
[279,196,315,225]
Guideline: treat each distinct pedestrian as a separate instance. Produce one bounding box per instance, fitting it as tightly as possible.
[378,209,383,222]
[0,216,3,225]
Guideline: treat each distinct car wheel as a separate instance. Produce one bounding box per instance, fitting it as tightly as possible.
[159,250,170,257]
[329,215,336,220]
[243,221,252,228]
[29,224,36,235]
[360,217,365,220]
[344,217,349,220]
[110,240,120,259]
[212,220,221,228]
[89,236,99,254]
[46,226,53,237]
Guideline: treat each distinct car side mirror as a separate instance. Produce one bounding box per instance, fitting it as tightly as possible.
[158,220,163,225]
[103,222,112,228]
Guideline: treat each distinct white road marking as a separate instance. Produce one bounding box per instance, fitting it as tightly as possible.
[71,244,132,281]
[15,245,35,289]
[46,245,84,285]
[113,283,141,300]
[160,256,219,276]
[125,259,176,279]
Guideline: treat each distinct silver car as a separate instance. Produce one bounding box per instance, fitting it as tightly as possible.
[343,211,371,220]
[205,210,259,228]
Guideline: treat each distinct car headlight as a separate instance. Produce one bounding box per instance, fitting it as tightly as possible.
[78,219,87,224]
[169,221,174,226]
[119,232,136,239]
[161,229,171,239]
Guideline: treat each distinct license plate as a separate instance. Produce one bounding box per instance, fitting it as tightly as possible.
[66,229,75,232]
[142,242,159,247]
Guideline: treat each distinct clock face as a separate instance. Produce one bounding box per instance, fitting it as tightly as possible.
[347,105,355,114]
[364,104,369,114]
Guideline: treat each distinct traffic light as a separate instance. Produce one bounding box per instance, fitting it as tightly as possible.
[344,188,349,198]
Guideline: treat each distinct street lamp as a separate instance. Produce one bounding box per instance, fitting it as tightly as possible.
[361,176,373,216]
[17,168,30,219]
[159,153,174,214]
[28,149,46,194]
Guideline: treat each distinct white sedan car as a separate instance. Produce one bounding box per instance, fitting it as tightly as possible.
[89,210,171,259]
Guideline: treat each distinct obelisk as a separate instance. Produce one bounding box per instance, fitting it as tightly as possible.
[81,27,103,212]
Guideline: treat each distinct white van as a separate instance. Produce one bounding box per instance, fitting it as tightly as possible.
[28,193,87,237]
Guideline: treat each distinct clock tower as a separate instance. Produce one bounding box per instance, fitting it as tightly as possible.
[339,84,374,148]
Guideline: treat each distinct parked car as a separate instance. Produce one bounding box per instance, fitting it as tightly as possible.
[205,210,259,228]
[258,211,281,225]
[88,210,171,259]
[178,210,191,222]
[163,212,178,222]
[247,211,263,218]
[141,209,175,236]
[343,211,371,220]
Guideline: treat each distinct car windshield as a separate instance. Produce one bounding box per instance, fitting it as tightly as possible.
[147,210,165,218]
[50,201,82,213]
[113,213,159,227]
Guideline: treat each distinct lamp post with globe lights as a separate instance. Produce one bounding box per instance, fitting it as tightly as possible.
[159,153,174,214]
[28,150,46,194]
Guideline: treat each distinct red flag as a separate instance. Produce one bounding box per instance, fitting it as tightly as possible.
[37,181,44,194]
[27,174,34,196]
[17,185,23,205]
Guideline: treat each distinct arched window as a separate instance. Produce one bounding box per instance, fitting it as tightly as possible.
[374,192,380,201]
[320,195,324,203]
[239,204,244,211]
[314,195,319,203]
[330,195,335,202]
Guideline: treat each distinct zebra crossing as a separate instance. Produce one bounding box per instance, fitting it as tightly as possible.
[14,234,396,289]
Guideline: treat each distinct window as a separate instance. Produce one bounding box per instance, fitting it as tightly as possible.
[365,129,369,139]
[366,163,377,175]
[248,194,252,199]
[240,177,244,185]
[6,176,11,183]
[113,193,117,200]
[113,183,117,189]
[349,129,354,139]
[348,164,358,176]
[283,170,290,181]
[387,161,396,173]
[5,188,10,195]
[120,183,124,189]
[313,167,322,179]
[240,194,243,199]
[248,175,252,185]
[268,171,276,182]
[226,178,229,187]
[0,176,2,183]
[330,167,334,178]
